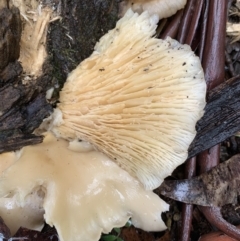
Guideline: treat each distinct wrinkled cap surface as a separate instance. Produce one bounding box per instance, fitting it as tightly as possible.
[0,132,169,241]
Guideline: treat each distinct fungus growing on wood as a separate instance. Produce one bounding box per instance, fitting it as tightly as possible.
[50,9,206,190]
[0,8,206,241]
[119,0,187,18]
[0,132,169,241]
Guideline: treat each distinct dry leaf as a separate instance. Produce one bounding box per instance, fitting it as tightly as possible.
[159,154,240,207]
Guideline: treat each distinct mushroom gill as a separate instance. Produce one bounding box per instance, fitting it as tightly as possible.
[49,9,206,190]
[0,8,206,241]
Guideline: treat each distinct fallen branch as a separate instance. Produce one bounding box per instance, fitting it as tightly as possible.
[189,75,240,158]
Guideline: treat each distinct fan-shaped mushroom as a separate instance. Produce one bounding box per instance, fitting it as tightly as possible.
[50,9,206,190]
[0,8,206,241]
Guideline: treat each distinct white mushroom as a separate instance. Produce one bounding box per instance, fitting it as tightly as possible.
[0,132,169,241]
[119,0,187,18]
[49,9,206,190]
[0,8,206,241]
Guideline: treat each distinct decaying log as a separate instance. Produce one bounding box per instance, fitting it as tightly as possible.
[0,84,52,152]
[0,6,52,152]
[0,0,120,153]
[0,6,22,85]
[46,0,120,89]
[0,131,43,154]
[189,75,240,158]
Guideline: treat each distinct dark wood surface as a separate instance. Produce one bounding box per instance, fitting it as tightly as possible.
[189,75,240,158]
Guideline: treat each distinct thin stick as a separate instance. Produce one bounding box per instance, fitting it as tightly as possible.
[160,10,183,39]
[180,157,196,241]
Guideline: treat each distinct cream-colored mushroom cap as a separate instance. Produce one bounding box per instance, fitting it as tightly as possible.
[0,152,44,234]
[50,9,206,190]
[119,0,187,18]
[0,190,45,235]
[0,132,169,241]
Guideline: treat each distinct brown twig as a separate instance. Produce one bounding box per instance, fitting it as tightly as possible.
[180,157,196,241]
[185,0,204,46]
[175,0,204,46]
[196,0,240,240]
[178,2,204,239]
[159,10,183,39]
[199,206,240,241]
[177,0,195,43]
[197,145,220,173]
[202,0,228,91]
[198,144,240,241]
[198,0,209,61]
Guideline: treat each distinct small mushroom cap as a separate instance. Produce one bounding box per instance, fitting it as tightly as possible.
[119,0,187,18]
[0,132,169,241]
[50,9,206,190]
